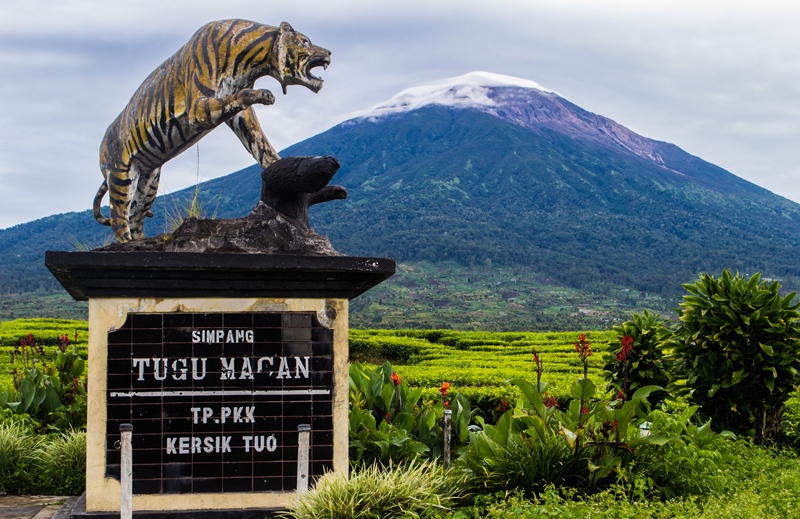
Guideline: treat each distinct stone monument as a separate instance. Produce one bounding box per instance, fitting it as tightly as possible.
[46,19,394,519]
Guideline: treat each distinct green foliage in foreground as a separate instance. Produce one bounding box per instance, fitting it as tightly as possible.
[0,417,86,495]
[285,442,800,519]
[284,462,459,519]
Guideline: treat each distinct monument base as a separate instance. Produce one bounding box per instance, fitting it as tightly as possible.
[68,493,283,519]
[45,251,395,515]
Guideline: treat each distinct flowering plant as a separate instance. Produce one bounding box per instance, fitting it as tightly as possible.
[575,333,592,379]
[603,311,670,407]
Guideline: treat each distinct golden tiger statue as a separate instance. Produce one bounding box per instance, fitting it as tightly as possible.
[93,19,331,242]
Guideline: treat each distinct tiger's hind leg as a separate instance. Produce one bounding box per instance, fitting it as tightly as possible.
[226,107,280,169]
[129,166,161,240]
[106,164,140,242]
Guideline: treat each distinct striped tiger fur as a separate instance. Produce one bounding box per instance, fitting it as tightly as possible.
[93,19,331,242]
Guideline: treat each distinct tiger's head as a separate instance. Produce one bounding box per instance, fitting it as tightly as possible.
[274,22,331,95]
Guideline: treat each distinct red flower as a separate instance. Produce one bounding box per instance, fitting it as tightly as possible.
[617,390,626,401]
[575,333,592,359]
[543,394,558,408]
[444,400,449,408]
[439,381,450,396]
[617,334,633,362]
[498,399,508,413]
[533,350,540,366]
[581,406,589,415]
[391,372,401,386]
[384,412,391,422]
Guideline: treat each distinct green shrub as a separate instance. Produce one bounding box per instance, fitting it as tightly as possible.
[349,362,473,467]
[603,311,671,406]
[669,271,800,442]
[455,377,671,498]
[0,418,86,495]
[632,407,734,499]
[284,462,460,519]
[0,420,41,493]
[778,393,800,448]
[453,443,800,519]
[37,428,87,495]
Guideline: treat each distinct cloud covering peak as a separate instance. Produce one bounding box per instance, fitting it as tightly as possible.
[357,71,554,119]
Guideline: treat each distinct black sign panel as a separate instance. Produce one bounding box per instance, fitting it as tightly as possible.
[105,312,334,494]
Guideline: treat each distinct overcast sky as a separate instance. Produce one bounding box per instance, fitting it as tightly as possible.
[1,0,799,229]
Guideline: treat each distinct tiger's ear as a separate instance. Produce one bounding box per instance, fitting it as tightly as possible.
[279,21,294,34]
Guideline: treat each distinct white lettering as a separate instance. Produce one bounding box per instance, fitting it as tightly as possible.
[221,407,231,424]
[191,358,207,380]
[203,407,213,424]
[153,358,167,381]
[220,358,235,380]
[276,357,291,379]
[190,329,255,343]
[257,357,273,372]
[190,407,201,424]
[165,436,233,455]
[171,359,187,380]
[243,435,253,452]
[240,358,254,380]
[266,434,277,452]
[245,407,255,423]
[294,356,310,379]
[132,358,150,381]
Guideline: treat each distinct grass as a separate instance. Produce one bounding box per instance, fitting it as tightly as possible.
[285,462,459,519]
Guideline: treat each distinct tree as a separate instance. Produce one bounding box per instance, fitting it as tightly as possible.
[669,270,800,442]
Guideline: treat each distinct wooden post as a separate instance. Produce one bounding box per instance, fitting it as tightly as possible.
[297,424,311,493]
[120,423,133,519]
[443,409,452,470]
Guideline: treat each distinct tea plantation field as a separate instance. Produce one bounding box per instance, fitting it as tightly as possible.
[349,328,616,416]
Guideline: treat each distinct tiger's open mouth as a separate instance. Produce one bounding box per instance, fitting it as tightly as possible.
[304,53,331,93]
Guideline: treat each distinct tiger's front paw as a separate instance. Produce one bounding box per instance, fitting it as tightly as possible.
[259,89,276,106]
[239,89,276,107]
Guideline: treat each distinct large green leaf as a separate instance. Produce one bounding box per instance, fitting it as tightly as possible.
[572,378,595,401]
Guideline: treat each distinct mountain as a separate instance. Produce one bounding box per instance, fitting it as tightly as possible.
[2,71,799,320]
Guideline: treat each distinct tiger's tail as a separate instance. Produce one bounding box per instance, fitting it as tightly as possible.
[93,181,111,226]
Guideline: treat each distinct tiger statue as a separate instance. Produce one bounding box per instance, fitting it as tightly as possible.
[93,19,331,242]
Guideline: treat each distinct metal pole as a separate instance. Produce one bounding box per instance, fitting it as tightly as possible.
[119,423,133,519]
[297,424,311,494]
[443,409,452,470]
